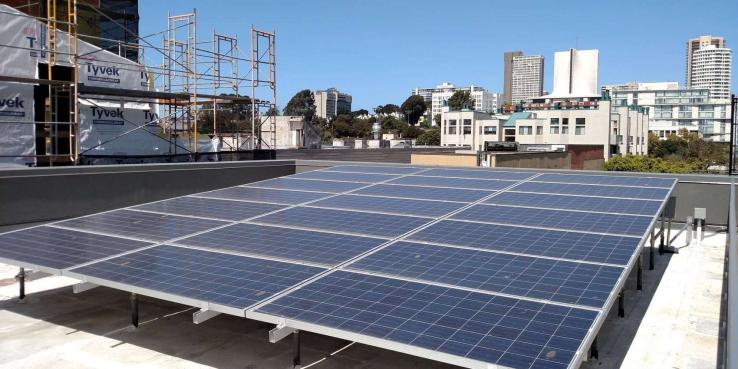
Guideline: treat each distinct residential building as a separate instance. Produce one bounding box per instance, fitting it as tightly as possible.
[413,82,501,119]
[690,45,732,100]
[502,51,522,105]
[439,110,505,149]
[508,54,544,104]
[685,36,727,88]
[604,81,732,142]
[314,88,352,119]
[259,116,321,149]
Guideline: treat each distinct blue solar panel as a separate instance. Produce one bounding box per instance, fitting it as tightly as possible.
[421,168,536,181]
[258,271,598,369]
[348,242,622,308]
[55,209,227,242]
[252,206,430,238]
[132,196,285,221]
[452,204,651,236]
[70,245,325,309]
[177,223,385,266]
[486,192,663,216]
[355,184,493,203]
[197,187,331,205]
[514,181,669,200]
[248,178,366,193]
[388,176,514,190]
[290,170,399,183]
[0,226,152,271]
[535,173,676,188]
[328,165,423,175]
[311,195,466,217]
[408,220,640,265]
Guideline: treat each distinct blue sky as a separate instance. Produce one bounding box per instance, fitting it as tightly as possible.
[139,0,737,111]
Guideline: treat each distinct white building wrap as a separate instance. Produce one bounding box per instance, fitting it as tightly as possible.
[0,83,35,167]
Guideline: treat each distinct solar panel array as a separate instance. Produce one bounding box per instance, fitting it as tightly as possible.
[0,164,676,369]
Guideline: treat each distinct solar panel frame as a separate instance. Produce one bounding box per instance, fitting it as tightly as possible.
[387,175,516,191]
[246,177,369,193]
[355,184,495,203]
[323,164,426,175]
[533,173,676,188]
[513,181,671,200]
[194,186,333,205]
[289,170,400,183]
[131,196,286,221]
[310,194,468,218]
[485,191,664,216]
[418,168,537,181]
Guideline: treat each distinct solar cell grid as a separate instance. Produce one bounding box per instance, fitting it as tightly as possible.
[196,186,331,205]
[408,220,640,265]
[452,204,651,236]
[55,209,228,242]
[69,245,326,309]
[355,184,493,203]
[420,168,536,181]
[310,195,466,218]
[514,181,669,200]
[252,206,431,238]
[534,173,676,188]
[247,178,366,193]
[486,192,663,216]
[327,165,424,175]
[177,223,385,266]
[348,241,622,308]
[0,226,152,271]
[388,176,514,191]
[290,170,399,183]
[257,271,598,369]
[132,196,286,221]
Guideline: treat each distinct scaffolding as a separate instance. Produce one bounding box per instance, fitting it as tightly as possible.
[0,1,278,166]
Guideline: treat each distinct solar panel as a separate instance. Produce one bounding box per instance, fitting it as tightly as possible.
[247,178,366,193]
[327,165,423,175]
[177,223,385,266]
[408,220,640,265]
[420,168,536,181]
[0,226,152,272]
[68,245,325,310]
[355,184,493,203]
[196,186,331,205]
[251,206,431,238]
[388,176,514,191]
[513,181,670,200]
[451,204,652,236]
[257,271,598,369]
[534,173,675,188]
[348,241,622,308]
[132,196,285,221]
[290,170,399,183]
[55,209,227,242]
[486,191,663,216]
[311,194,466,218]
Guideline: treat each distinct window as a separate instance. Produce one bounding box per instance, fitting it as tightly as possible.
[518,126,532,135]
[549,118,559,134]
[536,126,543,135]
[448,119,457,135]
[463,119,472,135]
[483,126,497,135]
[562,118,569,134]
[575,118,585,135]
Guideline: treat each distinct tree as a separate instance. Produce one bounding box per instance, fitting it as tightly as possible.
[400,95,427,125]
[402,125,423,139]
[447,90,475,111]
[415,127,441,146]
[604,155,699,173]
[283,90,315,122]
[434,114,442,126]
[351,109,369,117]
[375,104,400,115]
[266,106,280,116]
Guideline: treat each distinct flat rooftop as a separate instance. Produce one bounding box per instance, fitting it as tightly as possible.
[0,223,726,369]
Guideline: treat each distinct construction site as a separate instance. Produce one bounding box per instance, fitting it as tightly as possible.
[0,0,281,167]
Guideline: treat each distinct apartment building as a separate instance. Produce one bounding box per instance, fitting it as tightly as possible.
[314,88,352,119]
[439,110,505,149]
[505,53,544,104]
[412,82,501,119]
[685,36,732,98]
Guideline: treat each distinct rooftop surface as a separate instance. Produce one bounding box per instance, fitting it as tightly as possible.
[0,223,726,369]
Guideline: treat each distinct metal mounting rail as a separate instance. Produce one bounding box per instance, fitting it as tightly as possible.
[727,178,737,369]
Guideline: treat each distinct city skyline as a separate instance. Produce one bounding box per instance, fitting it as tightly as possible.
[140,0,737,111]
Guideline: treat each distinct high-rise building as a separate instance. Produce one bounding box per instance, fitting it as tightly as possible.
[685,36,732,100]
[548,49,599,98]
[502,51,522,105]
[314,88,352,119]
[510,55,544,104]
[412,83,500,119]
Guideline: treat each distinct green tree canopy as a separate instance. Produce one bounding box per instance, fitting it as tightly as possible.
[447,90,475,111]
[433,114,442,126]
[351,109,369,117]
[375,104,400,115]
[283,89,315,122]
[415,127,441,146]
[400,95,428,125]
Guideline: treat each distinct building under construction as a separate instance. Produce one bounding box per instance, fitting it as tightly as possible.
[0,0,280,167]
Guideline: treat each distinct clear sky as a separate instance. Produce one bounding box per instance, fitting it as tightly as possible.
[139,0,738,111]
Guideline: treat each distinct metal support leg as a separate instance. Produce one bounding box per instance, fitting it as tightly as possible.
[589,336,599,360]
[637,256,643,291]
[659,214,665,255]
[618,290,625,318]
[292,331,301,368]
[131,293,139,328]
[16,267,25,300]
[666,217,672,247]
[649,228,655,270]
